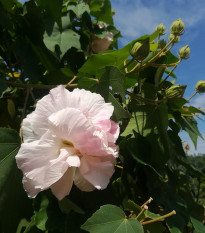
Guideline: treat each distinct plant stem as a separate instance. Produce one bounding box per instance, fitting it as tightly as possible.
[141,197,153,208]
[136,205,148,220]
[141,210,176,225]
[187,91,198,101]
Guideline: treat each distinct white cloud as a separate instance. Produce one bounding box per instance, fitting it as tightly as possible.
[191,94,205,108]
[112,0,205,44]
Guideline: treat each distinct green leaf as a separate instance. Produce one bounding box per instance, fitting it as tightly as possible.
[174,113,203,149]
[144,210,161,220]
[67,2,90,18]
[81,204,144,233]
[79,32,158,77]
[59,198,85,214]
[34,194,65,232]
[0,128,32,233]
[96,66,131,121]
[144,222,166,233]
[36,0,62,30]
[0,79,7,97]
[190,217,205,233]
[44,12,81,58]
[90,0,113,25]
[121,117,135,136]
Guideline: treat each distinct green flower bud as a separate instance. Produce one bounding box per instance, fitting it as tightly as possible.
[166,85,187,98]
[179,45,190,59]
[155,23,166,35]
[169,34,180,43]
[130,38,150,61]
[170,18,185,36]
[195,81,205,93]
[112,9,115,15]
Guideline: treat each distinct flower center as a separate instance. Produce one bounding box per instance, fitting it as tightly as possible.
[62,140,74,147]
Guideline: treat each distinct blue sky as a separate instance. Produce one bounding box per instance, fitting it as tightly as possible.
[111,0,205,154]
[19,0,205,154]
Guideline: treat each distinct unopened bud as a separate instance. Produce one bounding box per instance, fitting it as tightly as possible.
[170,18,185,36]
[179,45,190,59]
[112,9,115,15]
[169,34,180,43]
[155,23,166,36]
[166,85,187,98]
[130,38,150,61]
[91,31,113,53]
[195,81,205,93]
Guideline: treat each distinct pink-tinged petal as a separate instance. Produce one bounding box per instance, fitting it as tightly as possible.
[74,169,95,192]
[51,167,76,200]
[79,155,116,190]
[71,88,114,122]
[16,133,76,196]
[28,86,72,137]
[48,108,104,155]
[108,120,120,143]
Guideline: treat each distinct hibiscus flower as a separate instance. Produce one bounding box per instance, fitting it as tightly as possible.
[16,86,119,200]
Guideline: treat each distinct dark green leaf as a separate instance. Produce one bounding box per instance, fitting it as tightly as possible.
[96,66,131,121]
[0,128,32,233]
[36,0,62,30]
[190,216,205,233]
[174,113,203,149]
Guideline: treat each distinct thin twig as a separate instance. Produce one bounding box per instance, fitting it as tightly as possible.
[187,91,198,102]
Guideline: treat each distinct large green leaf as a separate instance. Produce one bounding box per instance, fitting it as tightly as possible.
[81,204,144,233]
[78,32,159,77]
[0,128,32,233]
[67,2,90,18]
[44,12,81,58]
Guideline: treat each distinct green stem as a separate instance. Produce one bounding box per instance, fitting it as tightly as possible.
[187,91,198,102]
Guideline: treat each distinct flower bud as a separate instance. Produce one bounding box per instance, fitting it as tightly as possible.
[170,18,185,36]
[155,23,166,35]
[91,31,113,53]
[179,45,190,59]
[169,34,180,43]
[195,81,205,93]
[130,38,150,61]
[112,9,115,15]
[166,85,187,98]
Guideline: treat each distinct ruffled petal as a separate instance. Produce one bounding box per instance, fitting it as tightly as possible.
[51,167,76,200]
[28,86,72,137]
[79,155,115,190]
[16,132,75,197]
[71,88,114,123]
[22,113,40,143]
[48,108,106,156]
[74,169,95,192]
